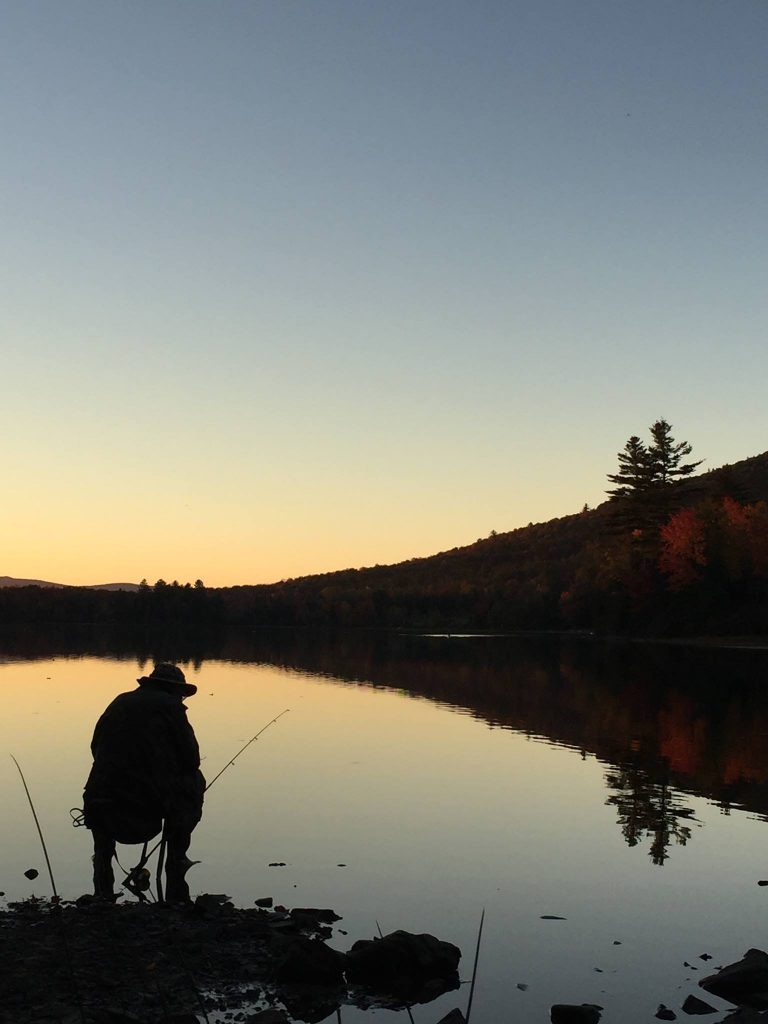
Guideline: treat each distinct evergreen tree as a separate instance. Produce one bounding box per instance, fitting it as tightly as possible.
[608,420,702,499]
[647,419,703,485]
[606,435,652,498]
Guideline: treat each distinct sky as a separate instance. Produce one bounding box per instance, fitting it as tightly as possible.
[2,0,767,587]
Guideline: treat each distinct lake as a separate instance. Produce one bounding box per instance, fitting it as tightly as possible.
[2,628,768,1024]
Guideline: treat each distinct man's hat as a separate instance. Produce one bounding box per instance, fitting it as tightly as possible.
[137,662,197,697]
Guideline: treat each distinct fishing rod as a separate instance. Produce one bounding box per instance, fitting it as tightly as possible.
[205,707,290,793]
[11,754,58,899]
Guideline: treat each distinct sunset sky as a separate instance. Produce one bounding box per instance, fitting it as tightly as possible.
[3,1,767,587]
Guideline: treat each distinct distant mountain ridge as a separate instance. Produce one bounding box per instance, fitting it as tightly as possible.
[0,576,139,592]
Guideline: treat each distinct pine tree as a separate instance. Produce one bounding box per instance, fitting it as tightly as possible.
[607,420,703,499]
[647,419,703,485]
[606,435,653,498]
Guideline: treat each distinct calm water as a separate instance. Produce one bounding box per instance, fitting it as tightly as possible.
[3,628,768,1024]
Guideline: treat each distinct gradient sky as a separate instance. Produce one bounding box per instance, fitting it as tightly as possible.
[3,1,767,586]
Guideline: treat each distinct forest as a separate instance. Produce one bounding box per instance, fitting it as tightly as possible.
[3,425,768,637]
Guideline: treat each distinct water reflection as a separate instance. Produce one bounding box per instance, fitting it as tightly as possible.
[3,625,768,869]
[605,759,698,865]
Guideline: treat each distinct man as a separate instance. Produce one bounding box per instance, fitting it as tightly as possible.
[83,662,205,902]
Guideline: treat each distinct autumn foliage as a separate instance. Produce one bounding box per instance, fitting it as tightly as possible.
[659,507,707,589]
[660,498,768,590]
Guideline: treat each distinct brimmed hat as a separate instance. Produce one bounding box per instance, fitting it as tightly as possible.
[137,662,197,697]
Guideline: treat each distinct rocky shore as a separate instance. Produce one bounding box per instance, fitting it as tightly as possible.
[0,895,461,1024]
[7,894,768,1024]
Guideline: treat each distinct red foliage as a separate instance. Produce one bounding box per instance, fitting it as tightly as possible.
[720,497,768,577]
[659,508,707,589]
[659,497,768,591]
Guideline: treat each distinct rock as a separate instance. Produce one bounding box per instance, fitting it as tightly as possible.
[267,912,296,932]
[435,1011,466,1024]
[194,893,234,916]
[700,949,768,1008]
[550,1005,602,1024]
[24,868,38,880]
[289,907,341,925]
[541,915,567,920]
[345,930,461,993]
[700,954,713,961]
[656,1006,677,1020]
[682,994,718,1015]
[279,986,342,1024]
[274,936,346,985]
[517,982,529,991]
[255,897,273,908]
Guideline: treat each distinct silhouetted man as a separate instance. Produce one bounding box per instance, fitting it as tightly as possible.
[83,663,205,901]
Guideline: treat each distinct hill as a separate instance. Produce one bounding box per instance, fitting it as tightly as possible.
[0,576,139,591]
[219,450,768,634]
[0,575,64,589]
[3,451,768,635]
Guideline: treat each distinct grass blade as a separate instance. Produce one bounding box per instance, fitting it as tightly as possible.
[10,754,58,899]
[465,908,485,1024]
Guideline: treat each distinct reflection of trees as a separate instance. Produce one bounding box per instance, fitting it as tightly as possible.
[6,626,768,828]
[605,760,698,865]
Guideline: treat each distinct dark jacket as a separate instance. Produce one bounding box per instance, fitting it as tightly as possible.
[83,681,205,843]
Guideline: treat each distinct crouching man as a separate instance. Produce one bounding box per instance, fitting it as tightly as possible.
[83,663,205,902]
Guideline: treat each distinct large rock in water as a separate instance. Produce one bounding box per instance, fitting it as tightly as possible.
[345,930,461,997]
[274,936,346,985]
[700,949,768,1008]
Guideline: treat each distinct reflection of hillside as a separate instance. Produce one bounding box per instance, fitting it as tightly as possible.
[0,623,224,669]
[230,631,768,824]
[4,626,768,832]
